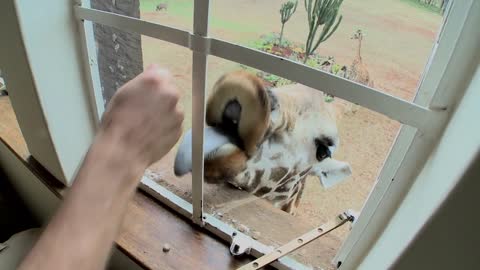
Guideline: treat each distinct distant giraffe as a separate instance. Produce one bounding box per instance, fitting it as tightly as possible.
[341,30,374,114]
[348,29,374,88]
[156,3,168,11]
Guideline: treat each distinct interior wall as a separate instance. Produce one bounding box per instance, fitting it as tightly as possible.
[391,150,480,269]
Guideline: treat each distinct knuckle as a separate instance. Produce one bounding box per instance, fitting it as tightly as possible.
[176,109,185,123]
[142,72,164,88]
[142,68,172,87]
[164,90,180,107]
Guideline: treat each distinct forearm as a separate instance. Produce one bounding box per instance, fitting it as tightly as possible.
[19,133,145,270]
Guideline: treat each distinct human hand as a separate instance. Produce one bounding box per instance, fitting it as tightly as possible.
[97,64,184,170]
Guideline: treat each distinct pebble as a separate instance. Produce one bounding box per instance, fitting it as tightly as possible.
[162,244,171,253]
[238,224,249,233]
[252,231,261,240]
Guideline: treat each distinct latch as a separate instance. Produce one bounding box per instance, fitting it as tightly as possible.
[230,231,260,256]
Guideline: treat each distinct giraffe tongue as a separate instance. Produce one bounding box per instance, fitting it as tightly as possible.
[173,126,233,176]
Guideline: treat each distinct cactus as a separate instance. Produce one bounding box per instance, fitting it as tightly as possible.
[279,0,298,46]
[303,0,344,63]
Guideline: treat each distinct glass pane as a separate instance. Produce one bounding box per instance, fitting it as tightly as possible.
[90,0,193,32]
[0,76,29,156]
[210,0,447,101]
[190,56,401,269]
[92,24,193,202]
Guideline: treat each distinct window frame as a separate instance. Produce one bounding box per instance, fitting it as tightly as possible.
[2,0,478,269]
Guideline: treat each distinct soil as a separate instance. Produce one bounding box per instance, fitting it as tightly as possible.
[137,0,443,268]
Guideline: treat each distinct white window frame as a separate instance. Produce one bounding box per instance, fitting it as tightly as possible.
[1,0,478,269]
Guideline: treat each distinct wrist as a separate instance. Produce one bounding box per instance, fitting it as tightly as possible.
[87,129,148,186]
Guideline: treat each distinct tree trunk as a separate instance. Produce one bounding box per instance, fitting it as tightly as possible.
[91,0,143,105]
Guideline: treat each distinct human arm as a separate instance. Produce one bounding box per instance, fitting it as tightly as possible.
[18,65,184,270]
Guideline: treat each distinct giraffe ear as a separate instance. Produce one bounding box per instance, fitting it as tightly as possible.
[310,159,352,189]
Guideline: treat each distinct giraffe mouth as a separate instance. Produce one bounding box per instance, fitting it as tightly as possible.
[173,126,236,177]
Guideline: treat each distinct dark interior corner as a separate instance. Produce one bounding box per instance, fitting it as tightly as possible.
[0,170,38,243]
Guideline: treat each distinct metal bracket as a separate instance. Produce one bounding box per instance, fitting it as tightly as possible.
[237,212,354,270]
[230,231,264,256]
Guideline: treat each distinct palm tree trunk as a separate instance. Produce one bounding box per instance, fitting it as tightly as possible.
[91,0,142,104]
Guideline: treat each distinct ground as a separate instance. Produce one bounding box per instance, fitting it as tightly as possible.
[133,0,442,268]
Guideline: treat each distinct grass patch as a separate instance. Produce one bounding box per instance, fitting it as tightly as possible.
[140,0,257,32]
[400,0,443,14]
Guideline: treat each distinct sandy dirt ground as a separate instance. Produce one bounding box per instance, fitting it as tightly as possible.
[136,0,443,268]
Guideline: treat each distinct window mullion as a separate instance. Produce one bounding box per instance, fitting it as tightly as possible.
[191,0,210,225]
[77,0,104,126]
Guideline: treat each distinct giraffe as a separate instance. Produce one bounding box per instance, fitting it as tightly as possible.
[155,3,168,11]
[348,29,374,88]
[174,71,352,215]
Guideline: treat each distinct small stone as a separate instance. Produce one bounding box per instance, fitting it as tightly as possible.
[238,224,249,233]
[216,212,224,218]
[112,33,117,42]
[114,43,120,52]
[162,244,171,253]
[108,65,115,73]
[252,231,261,240]
[231,219,237,225]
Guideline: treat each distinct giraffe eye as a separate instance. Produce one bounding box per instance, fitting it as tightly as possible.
[315,138,333,161]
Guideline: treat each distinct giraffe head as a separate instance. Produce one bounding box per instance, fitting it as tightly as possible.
[174,71,352,192]
[351,29,364,40]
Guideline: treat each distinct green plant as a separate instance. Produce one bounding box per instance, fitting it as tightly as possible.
[279,0,298,46]
[303,0,344,63]
[244,33,344,102]
[400,0,443,14]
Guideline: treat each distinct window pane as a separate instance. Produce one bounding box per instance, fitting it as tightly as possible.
[92,24,193,202]
[90,0,193,32]
[0,77,29,156]
[198,56,400,269]
[210,0,446,101]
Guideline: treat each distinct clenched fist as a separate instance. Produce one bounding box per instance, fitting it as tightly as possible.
[96,64,184,172]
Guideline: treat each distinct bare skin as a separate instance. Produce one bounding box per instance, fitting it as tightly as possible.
[18,64,184,270]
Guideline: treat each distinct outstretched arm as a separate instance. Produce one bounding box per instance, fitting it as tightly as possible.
[18,64,184,270]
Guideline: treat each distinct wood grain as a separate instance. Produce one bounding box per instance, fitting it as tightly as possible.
[117,192,252,270]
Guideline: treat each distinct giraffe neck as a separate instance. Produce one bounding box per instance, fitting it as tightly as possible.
[356,37,363,62]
